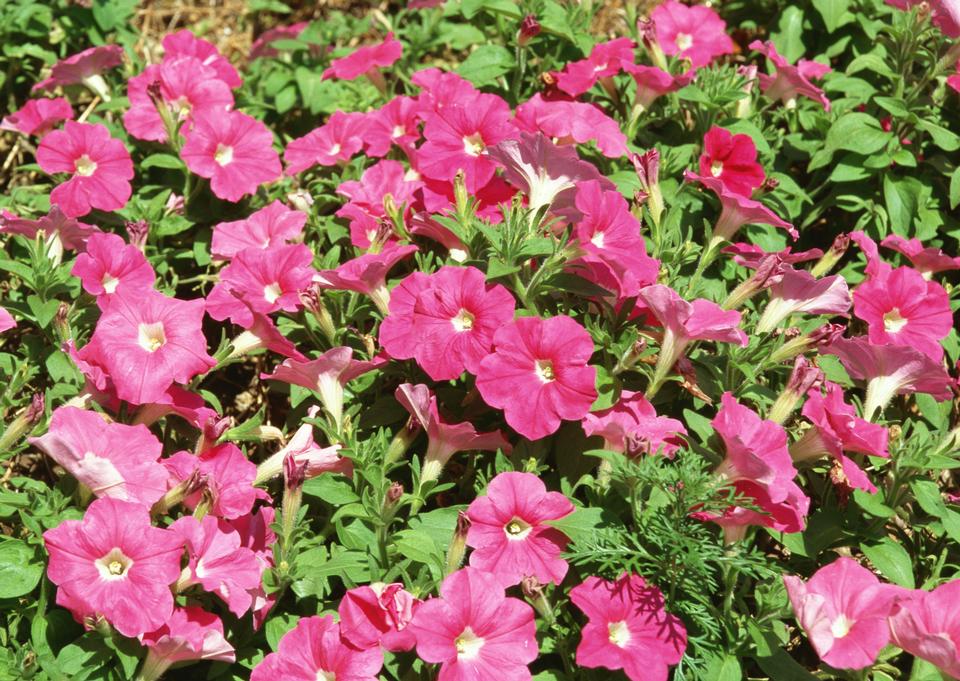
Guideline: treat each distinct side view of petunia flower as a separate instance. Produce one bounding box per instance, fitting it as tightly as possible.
[880,234,960,276]
[254,411,351,484]
[750,40,832,111]
[322,32,402,86]
[316,243,418,315]
[582,390,687,457]
[163,442,264,520]
[32,44,124,97]
[756,268,851,333]
[554,37,635,97]
[0,206,99,262]
[284,111,369,174]
[162,29,242,88]
[1,97,73,136]
[138,607,235,681]
[71,232,155,298]
[514,93,628,158]
[684,170,797,245]
[889,580,960,679]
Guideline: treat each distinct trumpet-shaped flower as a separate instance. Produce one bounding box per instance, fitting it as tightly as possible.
[515,93,628,158]
[750,40,832,111]
[880,234,960,276]
[1,97,72,136]
[339,583,420,652]
[316,243,417,314]
[211,200,307,261]
[756,269,851,333]
[71,232,155,298]
[163,443,263,520]
[652,0,733,68]
[889,580,960,679]
[555,38,635,96]
[0,206,99,257]
[284,111,369,173]
[322,32,402,80]
[582,390,687,457]
[363,95,424,157]
[684,171,796,241]
[139,607,235,681]
[32,45,124,94]
[163,30,242,88]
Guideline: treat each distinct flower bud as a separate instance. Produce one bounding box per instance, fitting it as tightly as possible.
[281,454,307,541]
[722,254,786,310]
[810,234,850,278]
[125,220,150,251]
[768,355,824,424]
[445,511,471,574]
[637,18,668,71]
[0,393,45,453]
[518,14,541,46]
[631,149,663,229]
[287,189,314,214]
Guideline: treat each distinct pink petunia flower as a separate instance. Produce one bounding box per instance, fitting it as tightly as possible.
[784,557,904,670]
[555,38,635,97]
[476,315,598,441]
[211,200,307,261]
[652,0,733,68]
[181,111,282,202]
[251,615,383,681]
[138,607,235,681]
[889,580,960,678]
[0,206,99,259]
[71,232,155,298]
[336,159,423,247]
[582,390,687,457]
[684,170,797,242]
[248,22,310,60]
[569,573,687,681]
[162,30,242,88]
[322,32,402,83]
[363,95,423,157]
[698,126,765,197]
[412,68,480,114]
[621,63,692,111]
[756,269,851,333]
[29,406,168,507]
[254,413,351,484]
[852,266,953,362]
[379,266,516,381]
[37,121,134,218]
[0,307,14,334]
[284,111,369,174]
[225,507,276,630]
[417,94,516,193]
[849,230,890,279]
[123,56,234,143]
[339,583,420,652]
[723,242,823,269]
[171,515,264,617]
[750,40,832,111]
[515,93,628,158]
[880,234,960,276]
[32,44,124,96]
[824,337,953,419]
[316,243,418,314]
[886,0,960,37]
[43,497,184,637]
[465,471,573,587]
[1,97,73,136]
[407,567,538,681]
[790,382,889,493]
[81,289,216,405]
[395,383,511,482]
[163,443,263,520]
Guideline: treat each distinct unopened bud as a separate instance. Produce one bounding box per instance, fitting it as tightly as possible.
[445,511,471,574]
[518,14,541,46]
[287,190,314,214]
[811,234,850,277]
[768,355,824,424]
[53,303,71,343]
[0,393,45,453]
[125,220,150,251]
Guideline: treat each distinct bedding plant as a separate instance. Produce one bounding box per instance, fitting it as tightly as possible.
[1,0,959,679]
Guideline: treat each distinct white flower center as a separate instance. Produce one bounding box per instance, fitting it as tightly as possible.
[710,160,724,177]
[315,670,336,681]
[264,282,283,304]
[74,154,98,177]
[101,273,120,294]
[214,143,234,166]
[449,248,468,263]
[535,359,555,383]
[503,517,533,541]
[463,133,485,156]
[590,231,605,248]
[454,626,485,660]
[137,321,167,352]
[675,33,693,51]
[831,614,853,639]
[593,62,609,73]
[329,143,341,156]
[608,620,631,647]
[883,308,908,333]
[392,124,406,139]
[451,308,475,332]
[95,547,133,581]
[172,96,193,120]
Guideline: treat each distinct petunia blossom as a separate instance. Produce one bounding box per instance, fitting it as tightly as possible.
[476,315,598,441]
[465,471,573,587]
[569,573,687,681]
[284,111,369,174]
[163,443,263,520]
[582,390,687,457]
[750,40,832,111]
[254,411,352,484]
[514,93,628,158]
[652,0,733,68]
[32,44,124,96]
[0,206,99,260]
[889,579,960,679]
[315,243,418,314]
[339,583,420,652]
[886,0,960,37]
[43,497,184,638]
[880,234,960,276]
[362,95,424,157]
[554,38,635,97]
[37,121,134,218]
[698,126,765,197]
[162,30,242,88]
[211,200,307,261]
[756,268,851,333]
[1,97,73,136]
[138,607,235,681]
[71,232,155,298]
[684,170,797,243]
[322,32,402,83]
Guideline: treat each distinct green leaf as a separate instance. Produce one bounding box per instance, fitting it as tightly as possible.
[0,539,43,598]
[26,295,60,329]
[883,175,921,235]
[825,113,892,156]
[394,528,444,565]
[812,0,852,31]
[949,167,960,210]
[853,488,894,518]
[916,120,960,151]
[265,613,299,651]
[748,621,820,681]
[861,538,915,588]
[772,6,806,63]
[873,96,910,117]
[460,0,521,20]
[141,153,185,170]
[547,506,612,544]
[457,45,515,86]
[703,654,743,681]
[303,474,360,505]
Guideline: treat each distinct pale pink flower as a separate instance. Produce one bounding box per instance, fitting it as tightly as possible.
[555,38,635,97]
[322,32,402,80]
[32,44,124,94]
[1,97,72,136]
[254,414,351,484]
[784,557,904,670]
[29,406,167,507]
[582,390,687,457]
[71,232,154,298]
[756,269,851,333]
[407,567,538,681]
[621,63,692,110]
[339,583,420,652]
[37,121,134,218]
[750,40,832,111]
[652,0,733,68]
[43,497,184,637]
[684,170,797,241]
[515,93,628,158]
[181,111,281,202]
[284,111,369,174]
[889,580,960,678]
[569,573,687,681]
[316,243,418,314]
[163,30,242,88]
[211,200,306,261]
[0,307,14,334]
[139,607,235,681]
[0,206,99,255]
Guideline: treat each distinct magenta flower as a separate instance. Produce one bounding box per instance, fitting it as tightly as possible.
[693,479,809,539]
[825,337,953,419]
[889,580,960,678]
[555,37,635,96]
[652,0,732,68]
[465,471,573,587]
[756,269,851,333]
[123,56,234,143]
[887,0,960,36]
[853,266,953,362]
[255,414,351,484]
[791,382,889,493]
[698,126,765,197]
[0,206,99,258]
[880,234,960,276]
[515,93,628,158]
[723,242,823,269]
[32,44,124,95]
[407,567,538,681]
[139,607,235,681]
[249,22,310,60]
[163,443,263,519]
[181,111,281,202]
[29,406,168,507]
[1,97,72,136]
[476,315,597,441]
[569,573,687,681]
[784,557,904,670]
[0,307,14,334]
[412,67,480,114]
[162,30,242,88]
[582,390,687,458]
[322,32,402,81]
[251,615,383,681]
[43,497,184,637]
[225,507,276,629]
[621,63,691,111]
[363,95,424,157]
[284,111,369,174]
[336,159,422,247]
[417,94,516,192]
[750,40,832,111]
[211,200,307,261]
[171,515,264,617]
[316,243,418,314]
[71,232,155,298]
[684,170,797,242]
[380,266,516,381]
[82,289,215,405]
[395,383,511,482]
[37,121,133,218]
[339,583,420,652]
[850,230,890,279]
